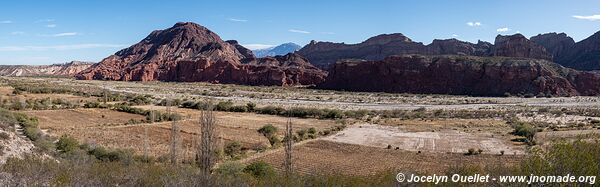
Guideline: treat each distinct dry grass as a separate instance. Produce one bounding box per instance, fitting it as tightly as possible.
[0,86,98,103]
[251,140,523,176]
[22,108,146,130]
[28,107,338,160]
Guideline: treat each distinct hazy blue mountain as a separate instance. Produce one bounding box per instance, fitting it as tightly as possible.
[253,43,302,57]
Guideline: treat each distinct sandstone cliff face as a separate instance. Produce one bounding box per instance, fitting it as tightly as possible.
[0,61,93,77]
[427,39,491,56]
[553,31,600,70]
[530,32,575,60]
[76,22,325,86]
[493,34,552,60]
[318,55,600,96]
[297,33,545,69]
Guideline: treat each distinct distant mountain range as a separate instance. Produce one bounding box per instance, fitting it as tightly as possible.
[70,21,600,96]
[0,61,94,77]
[252,43,302,58]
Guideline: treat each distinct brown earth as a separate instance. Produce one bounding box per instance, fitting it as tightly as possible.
[251,140,522,176]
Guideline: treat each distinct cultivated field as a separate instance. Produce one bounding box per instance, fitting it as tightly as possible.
[249,140,522,176]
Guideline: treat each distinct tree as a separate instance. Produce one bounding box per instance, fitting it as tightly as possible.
[167,98,180,165]
[284,118,293,176]
[197,106,218,184]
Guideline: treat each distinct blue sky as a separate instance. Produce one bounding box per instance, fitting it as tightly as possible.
[1,0,600,65]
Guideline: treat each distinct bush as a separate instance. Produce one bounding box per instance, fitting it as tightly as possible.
[0,132,9,140]
[128,95,153,105]
[243,161,275,179]
[216,161,246,177]
[466,148,478,155]
[246,102,256,112]
[83,101,108,108]
[230,105,248,113]
[225,141,242,158]
[87,146,131,162]
[511,122,537,142]
[257,124,277,137]
[268,136,281,147]
[215,101,234,111]
[323,109,344,119]
[56,135,79,154]
[257,106,285,115]
[296,129,307,140]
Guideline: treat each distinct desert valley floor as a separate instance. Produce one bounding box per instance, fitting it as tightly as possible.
[1,77,599,176]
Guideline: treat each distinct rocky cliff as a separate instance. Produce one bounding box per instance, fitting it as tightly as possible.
[530,32,575,60]
[297,33,547,69]
[552,31,600,70]
[318,55,600,96]
[492,34,552,60]
[76,22,325,86]
[0,61,93,77]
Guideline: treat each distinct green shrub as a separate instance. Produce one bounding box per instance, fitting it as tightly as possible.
[257,124,277,137]
[244,161,275,179]
[257,106,285,115]
[268,136,281,147]
[511,122,537,142]
[230,105,248,113]
[216,161,246,177]
[56,135,79,154]
[87,146,131,162]
[225,141,243,158]
[128,95,153,105]
[246,102,256,112]
[296,129,307,140]
[215,101,234,111]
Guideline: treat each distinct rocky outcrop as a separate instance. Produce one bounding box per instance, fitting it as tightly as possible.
[492,34,552,60]
[298,33,548,69]
[0,61,93,77]
[427,39,491,56]
[76,22,325,86]
[318,55,600,96]
[553,31,600,70]
[530,32,575,60]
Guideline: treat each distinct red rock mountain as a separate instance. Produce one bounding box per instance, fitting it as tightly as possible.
[492,34,552,60]
[550,31,600,71]
[297,33,551,69]
[318,55,600,96]
[76,22,325,86]
[530,32,575,60]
